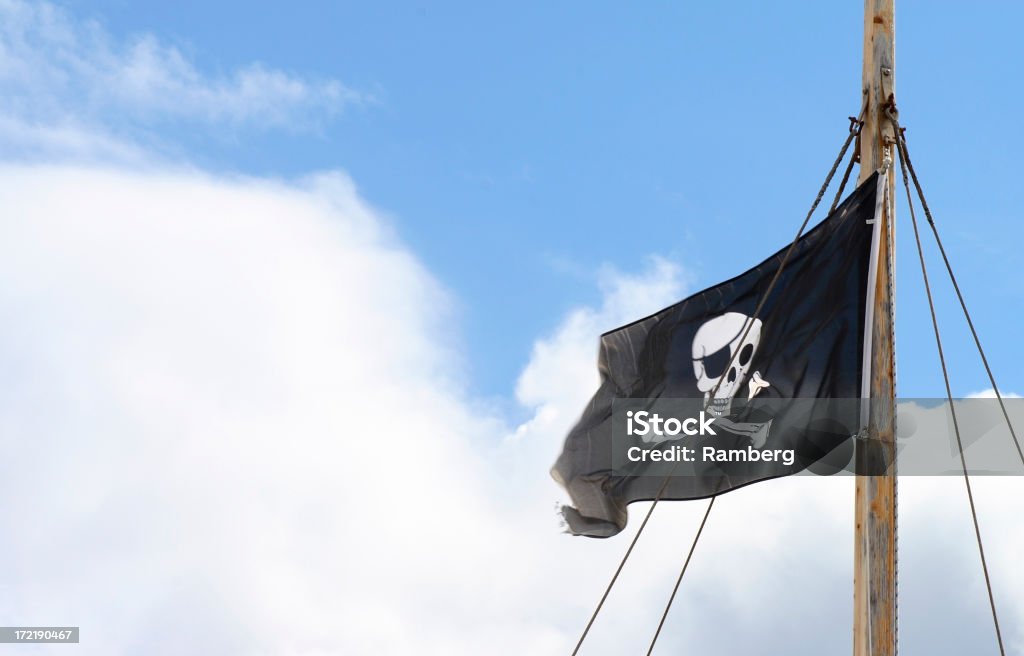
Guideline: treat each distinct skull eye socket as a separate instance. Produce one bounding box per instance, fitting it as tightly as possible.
[739,343,754,367]
[699,346,731,381]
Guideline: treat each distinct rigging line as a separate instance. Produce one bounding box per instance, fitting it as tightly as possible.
[893,126,1024,469]
[569,118,860,656]
[828,117,863,215]
[644,496,715,656]
[893,125,1007,656]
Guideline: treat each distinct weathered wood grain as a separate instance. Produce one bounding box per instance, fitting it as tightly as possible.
[854,1,898,655]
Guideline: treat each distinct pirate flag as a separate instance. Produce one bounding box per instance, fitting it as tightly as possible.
[552,173,882,537]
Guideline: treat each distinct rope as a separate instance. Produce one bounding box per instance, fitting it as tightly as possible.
[828,117,863,214]
[644,496,715,656]
[892,116,1006,656]
[569,117,861,655]
[892,125,1024,468]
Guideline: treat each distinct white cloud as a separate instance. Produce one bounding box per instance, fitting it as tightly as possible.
[0,164,483,654]
[0,0,367,159]
[515,256,685,431]
[968,388,1023,399]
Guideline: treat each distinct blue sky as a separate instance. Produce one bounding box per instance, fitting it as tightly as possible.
[55,0,1024,402]
[2,2,1024,653]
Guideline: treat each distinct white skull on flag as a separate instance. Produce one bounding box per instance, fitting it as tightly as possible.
[691,312,770,417]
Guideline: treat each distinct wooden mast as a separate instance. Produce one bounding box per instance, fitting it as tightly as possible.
[854,0,897,655]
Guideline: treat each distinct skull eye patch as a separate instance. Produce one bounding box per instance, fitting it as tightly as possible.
[739,343,754,367]
[699,345,731,381]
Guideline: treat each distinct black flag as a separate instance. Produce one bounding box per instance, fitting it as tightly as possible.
[552,173,882,537]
